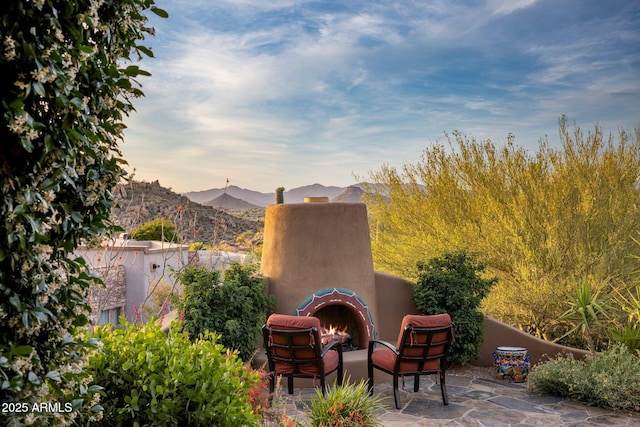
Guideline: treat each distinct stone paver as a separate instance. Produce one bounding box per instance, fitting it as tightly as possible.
[268,374,639,426]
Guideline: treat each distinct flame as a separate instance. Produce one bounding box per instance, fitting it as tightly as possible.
[323,324,347,335]
[321,324,350,345]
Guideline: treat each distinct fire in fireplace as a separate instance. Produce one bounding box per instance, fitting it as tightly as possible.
[320,324,350,346]
[317,305,360,351]
[295,287,375,350]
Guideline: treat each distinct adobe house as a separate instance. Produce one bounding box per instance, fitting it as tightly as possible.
[78,238,192,324]
[255,199,588,382]
[79,239,253,325]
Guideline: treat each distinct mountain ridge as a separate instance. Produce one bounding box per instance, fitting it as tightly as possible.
[184,183,362,207]
[112,180,262,244]
[203,193,261,210]
[111,180,383,244]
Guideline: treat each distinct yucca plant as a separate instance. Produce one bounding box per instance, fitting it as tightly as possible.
[610,323,640,355]
[558,278,612,353]
[307,379,384,427]
[610,282,640,354]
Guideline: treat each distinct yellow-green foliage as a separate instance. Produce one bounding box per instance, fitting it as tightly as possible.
[364,117,640,342]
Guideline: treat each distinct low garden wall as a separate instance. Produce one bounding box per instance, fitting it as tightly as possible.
[476,316,590,367]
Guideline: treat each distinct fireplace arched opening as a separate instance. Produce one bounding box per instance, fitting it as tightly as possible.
[294,287,375,349]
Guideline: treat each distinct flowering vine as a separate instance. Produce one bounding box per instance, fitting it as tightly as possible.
[0,1,167,424]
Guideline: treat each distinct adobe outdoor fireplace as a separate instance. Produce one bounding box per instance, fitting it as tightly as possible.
[261,201,379,350]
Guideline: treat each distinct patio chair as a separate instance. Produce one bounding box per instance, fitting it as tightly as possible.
[368,313,454,409]
[262,314,343,397]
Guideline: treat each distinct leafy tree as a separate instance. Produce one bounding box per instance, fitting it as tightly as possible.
[130,217,178,242]
[413,252,496,365]
[0,0,166,423]
[364,117,640,342]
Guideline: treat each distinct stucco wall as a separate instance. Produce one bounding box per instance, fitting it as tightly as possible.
[373,272,418,342]
[476,316,590,366]
[78,239,190,322]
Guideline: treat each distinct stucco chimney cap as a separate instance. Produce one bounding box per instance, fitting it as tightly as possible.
[304,196,329,203]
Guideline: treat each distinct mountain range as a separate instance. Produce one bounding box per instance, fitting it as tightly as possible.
[185,183,368,208]
[111,181,373,244]
[112,180,263,244]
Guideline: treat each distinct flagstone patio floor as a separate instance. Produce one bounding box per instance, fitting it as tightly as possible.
[269,374,639,426]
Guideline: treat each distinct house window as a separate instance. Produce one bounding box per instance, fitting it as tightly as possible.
[98,307,121,325]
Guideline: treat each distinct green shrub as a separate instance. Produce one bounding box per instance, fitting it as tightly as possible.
[557,278,613,353]
[88,320,260,426]
[413,251,497,365]
[175,263,275,361]
[529,344,640,412]
[130,218,178,242]
[307,379,384,427]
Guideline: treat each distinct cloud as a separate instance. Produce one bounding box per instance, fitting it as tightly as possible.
[487,0,537,16]
[123,0,640,192]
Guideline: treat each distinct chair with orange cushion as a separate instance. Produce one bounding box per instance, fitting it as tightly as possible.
[367,313,454,409]
[262,314,343,397]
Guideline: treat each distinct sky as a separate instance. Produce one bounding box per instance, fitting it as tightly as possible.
[121,0,640,194]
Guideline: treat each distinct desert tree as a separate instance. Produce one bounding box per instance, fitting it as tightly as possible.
[364,117,640,342]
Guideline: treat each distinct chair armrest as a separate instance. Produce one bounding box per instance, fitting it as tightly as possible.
[368,339,397,353]
[321,339,343,356]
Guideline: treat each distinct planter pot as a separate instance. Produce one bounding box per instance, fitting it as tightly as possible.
[493,346,531,382]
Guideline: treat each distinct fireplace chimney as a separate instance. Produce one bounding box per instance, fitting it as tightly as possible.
[260,202,379,338]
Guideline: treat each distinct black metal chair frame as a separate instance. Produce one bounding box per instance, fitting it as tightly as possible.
[262,324,344,397]
[368,323,453,409]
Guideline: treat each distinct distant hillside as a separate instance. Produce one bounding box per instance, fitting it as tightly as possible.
[203,193,261,210]
[112,180,262,244]
[186,185,273,206]
[185,183,353,207]
[283,184,345,203]
[331,186,366,203]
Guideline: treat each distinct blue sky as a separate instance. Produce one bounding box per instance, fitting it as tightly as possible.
[122,0,640,193]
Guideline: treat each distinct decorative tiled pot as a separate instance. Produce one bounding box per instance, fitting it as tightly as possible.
[493,346,531,382]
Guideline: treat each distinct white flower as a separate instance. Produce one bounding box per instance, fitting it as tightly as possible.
[15,80,29,90]
[24,413,36,426]
[26,128,41,141]
[11,354,33,375]
[3,35,16,61]
[30,67,51,82]
[4,49,16,61]
[8,112,29,134]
